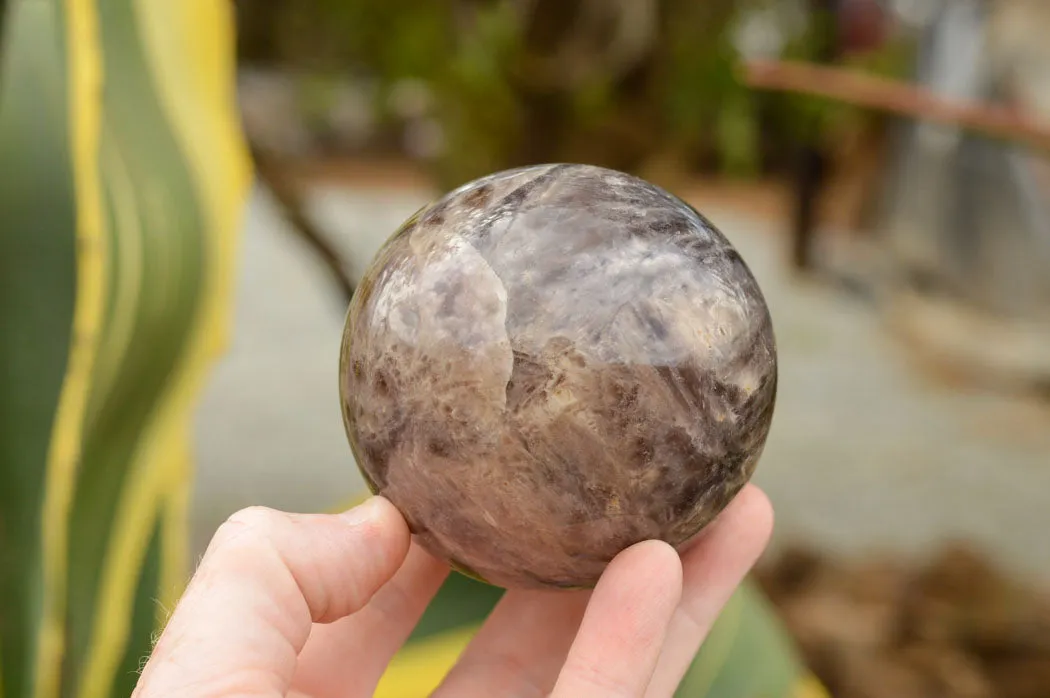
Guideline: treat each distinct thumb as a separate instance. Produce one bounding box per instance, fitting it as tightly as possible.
[133,496,409,697]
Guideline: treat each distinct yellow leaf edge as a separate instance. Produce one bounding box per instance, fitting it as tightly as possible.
[680,582,746,696]
[72,0,252,695]
[793,673,833,698]
[32,0,107,696]
[374,625,479,698]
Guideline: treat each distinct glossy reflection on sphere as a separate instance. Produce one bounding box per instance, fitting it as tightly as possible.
[339,164,777,589]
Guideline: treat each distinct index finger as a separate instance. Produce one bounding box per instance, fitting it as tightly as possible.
[132,496,409,697]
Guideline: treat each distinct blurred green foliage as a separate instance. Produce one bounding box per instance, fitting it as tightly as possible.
[235,0,910,189]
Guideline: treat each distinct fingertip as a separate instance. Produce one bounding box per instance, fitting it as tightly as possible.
[338,496,411,553]
[338,494,402,527]
[732,484,775,552]
[678,483,775,587]
[601,539,684,621]
[615,539,683,591]
[327,496,412,614]
[680,484,774,554]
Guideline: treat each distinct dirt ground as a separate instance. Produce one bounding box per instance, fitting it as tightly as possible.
[757,543,1050,698]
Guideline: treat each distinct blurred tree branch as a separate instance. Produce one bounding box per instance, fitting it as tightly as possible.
[250,144,357,305]
[744,59,1050,153]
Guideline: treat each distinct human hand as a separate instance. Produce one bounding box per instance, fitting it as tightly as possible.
[132,485,773,697]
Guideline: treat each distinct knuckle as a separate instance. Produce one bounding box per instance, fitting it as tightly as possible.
[562,657,634,697]
[226,505,280,527]
[583,671,631,696]
[214,506,284,548]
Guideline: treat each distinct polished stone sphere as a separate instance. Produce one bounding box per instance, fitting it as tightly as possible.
[339,164,777,589]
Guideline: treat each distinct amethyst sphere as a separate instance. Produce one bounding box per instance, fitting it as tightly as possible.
[339,164,777,589]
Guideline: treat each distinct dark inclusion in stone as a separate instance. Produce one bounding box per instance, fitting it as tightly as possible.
[339,164,777,590]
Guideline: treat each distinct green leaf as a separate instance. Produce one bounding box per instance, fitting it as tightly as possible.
[0,1,78,695]
[0,0,250,695]
[64,0,207,687]
[113,519,163,698]
[409,571,505,644]
[677,581,813,697]
[67,0,252,693]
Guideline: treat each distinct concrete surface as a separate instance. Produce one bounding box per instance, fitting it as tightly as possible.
[192,183,1050,583]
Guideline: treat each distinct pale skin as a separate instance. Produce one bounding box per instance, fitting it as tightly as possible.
[133,484,773,697]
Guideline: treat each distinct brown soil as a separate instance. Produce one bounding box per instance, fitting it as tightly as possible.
[756,545,1050,698]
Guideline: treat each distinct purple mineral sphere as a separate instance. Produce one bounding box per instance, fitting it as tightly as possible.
[339,164,777,589]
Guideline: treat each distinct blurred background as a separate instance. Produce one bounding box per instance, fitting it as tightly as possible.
[6,0,1047,696]
[188,0,1050,695]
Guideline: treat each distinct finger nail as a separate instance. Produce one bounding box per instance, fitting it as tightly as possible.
[339,496,384,526]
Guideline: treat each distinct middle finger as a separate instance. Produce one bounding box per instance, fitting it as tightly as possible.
[430,583,593,697]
